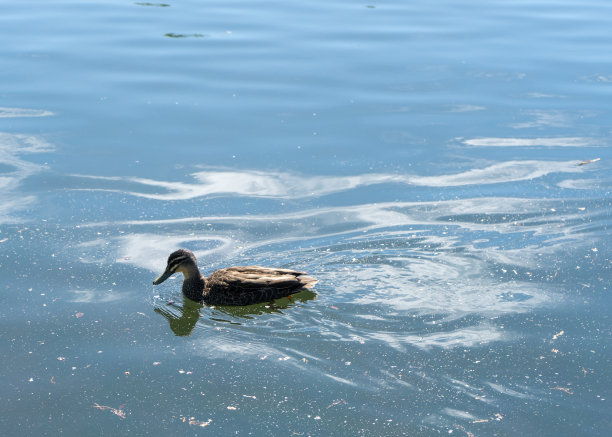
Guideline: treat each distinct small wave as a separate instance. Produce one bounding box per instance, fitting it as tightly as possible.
[462,137,599,147]
[0,131,54,223]
[0,107,54,118]
[67,159,584,200]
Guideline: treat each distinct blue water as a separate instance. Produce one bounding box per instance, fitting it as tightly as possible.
[1,0,611,435]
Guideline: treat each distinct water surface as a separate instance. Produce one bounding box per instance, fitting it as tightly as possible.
[1,0,611,435]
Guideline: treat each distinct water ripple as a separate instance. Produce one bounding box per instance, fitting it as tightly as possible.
[68,190,605,357]
[67,159,586,200]
[0,130,54,223]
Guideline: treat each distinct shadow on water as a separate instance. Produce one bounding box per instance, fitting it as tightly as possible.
[154,289,317,336]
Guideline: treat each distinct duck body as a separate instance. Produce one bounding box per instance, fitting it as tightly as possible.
[154,249,317,306]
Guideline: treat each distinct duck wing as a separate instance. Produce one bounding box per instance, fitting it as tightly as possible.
[208,266,316,290]
[204,266,317,305]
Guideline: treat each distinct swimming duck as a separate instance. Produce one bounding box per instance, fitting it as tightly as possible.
[153,249,317,305]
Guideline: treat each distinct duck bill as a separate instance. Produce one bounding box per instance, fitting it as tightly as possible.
[153,268,173,285]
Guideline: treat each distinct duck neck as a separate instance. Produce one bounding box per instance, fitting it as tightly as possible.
[182,274,206,302]
[179,264,205,302]
[180,263,201,280]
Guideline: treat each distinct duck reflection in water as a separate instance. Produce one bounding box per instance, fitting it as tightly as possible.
[155,289,318,336]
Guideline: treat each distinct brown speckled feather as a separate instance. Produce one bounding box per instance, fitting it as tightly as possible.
[203,266,317,305]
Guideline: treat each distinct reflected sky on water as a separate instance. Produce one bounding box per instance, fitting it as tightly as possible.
[1,0,611,435]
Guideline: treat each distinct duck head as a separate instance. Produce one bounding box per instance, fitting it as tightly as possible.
[153,249,200,285]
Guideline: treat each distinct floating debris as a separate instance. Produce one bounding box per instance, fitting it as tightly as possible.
[75,312,85,318]
[551,386,574,395]
[182,417,212,427]
[578,157,600,166]
[135,2,170,6]
[452,424,474,437]
[552,330,565,340]
[93,403,126,419]
[164,33,206,39]
[327,399,347,409]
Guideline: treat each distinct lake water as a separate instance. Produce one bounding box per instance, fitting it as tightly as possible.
[1,0,611,435]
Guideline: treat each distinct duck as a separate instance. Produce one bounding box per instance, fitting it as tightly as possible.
[153,249,317,305]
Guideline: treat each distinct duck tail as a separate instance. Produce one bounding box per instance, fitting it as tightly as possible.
[298,275,318,289]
